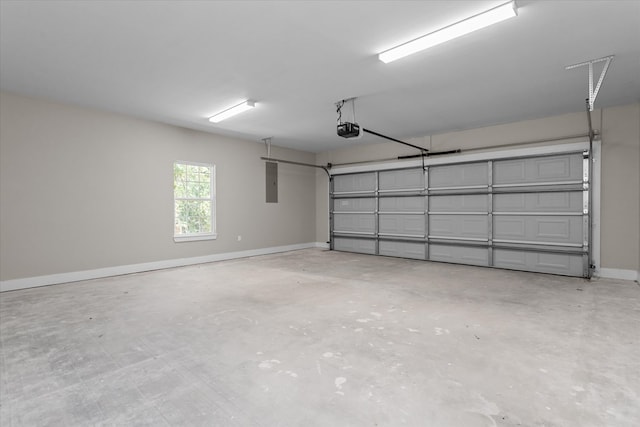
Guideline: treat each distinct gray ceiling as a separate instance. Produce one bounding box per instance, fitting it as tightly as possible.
[1,1,639,152]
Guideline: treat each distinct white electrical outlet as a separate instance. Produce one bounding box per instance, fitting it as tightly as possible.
[237,235,242,241]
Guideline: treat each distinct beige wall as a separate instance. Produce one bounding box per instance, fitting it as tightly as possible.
[0,92,316,281]
[599,103,640,273]
[2,92,638,282]
[316,103,640,274]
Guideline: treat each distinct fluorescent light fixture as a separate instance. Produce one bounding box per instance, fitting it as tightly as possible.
[378,1,517,64]
[209,100,256,123]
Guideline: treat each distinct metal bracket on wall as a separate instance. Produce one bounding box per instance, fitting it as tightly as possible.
[566,55,614,112]
[259,157,330,176]
[262,137,273,158]
[260,135,330,176]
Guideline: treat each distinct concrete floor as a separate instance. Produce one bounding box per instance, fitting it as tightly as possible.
[1,249,639,427]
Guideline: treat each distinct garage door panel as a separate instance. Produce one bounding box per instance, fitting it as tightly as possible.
[333,238,376,255]
[493,216,583,244]
[494,154,582,185]
[429,162,488,188]
[334,214,375,234]
[430,195,488,212]
[379,241,425,259]
[333,198,376,212]
[494,192,582,212]
[430,215,488,239]
[379,169,424,191]
[429,244,489,266]
[379,197,425,212]
[379,214,425,236]
[331,147,590,278]
[333,173,376,193]
[493,249,583,276]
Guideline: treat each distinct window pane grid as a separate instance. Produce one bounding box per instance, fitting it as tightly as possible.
[174,162,215,238]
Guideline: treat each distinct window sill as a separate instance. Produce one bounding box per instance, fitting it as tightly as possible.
[174,233,217,243]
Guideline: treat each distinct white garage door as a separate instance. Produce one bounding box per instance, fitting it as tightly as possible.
[330,145,592,277]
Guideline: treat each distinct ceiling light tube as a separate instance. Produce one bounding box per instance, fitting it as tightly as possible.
[378,1,517,64]
[209,100,256,123]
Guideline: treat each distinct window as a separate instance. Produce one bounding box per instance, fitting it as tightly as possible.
[173,161,216,242]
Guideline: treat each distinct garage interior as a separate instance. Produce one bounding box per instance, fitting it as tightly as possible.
[1,1,639,426]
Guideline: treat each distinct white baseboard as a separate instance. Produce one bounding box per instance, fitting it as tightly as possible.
[3,244,633,293]
[595,268,639,282]
[0,242,328,293]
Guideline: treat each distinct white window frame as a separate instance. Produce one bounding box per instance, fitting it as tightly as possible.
[173,161,217,242]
